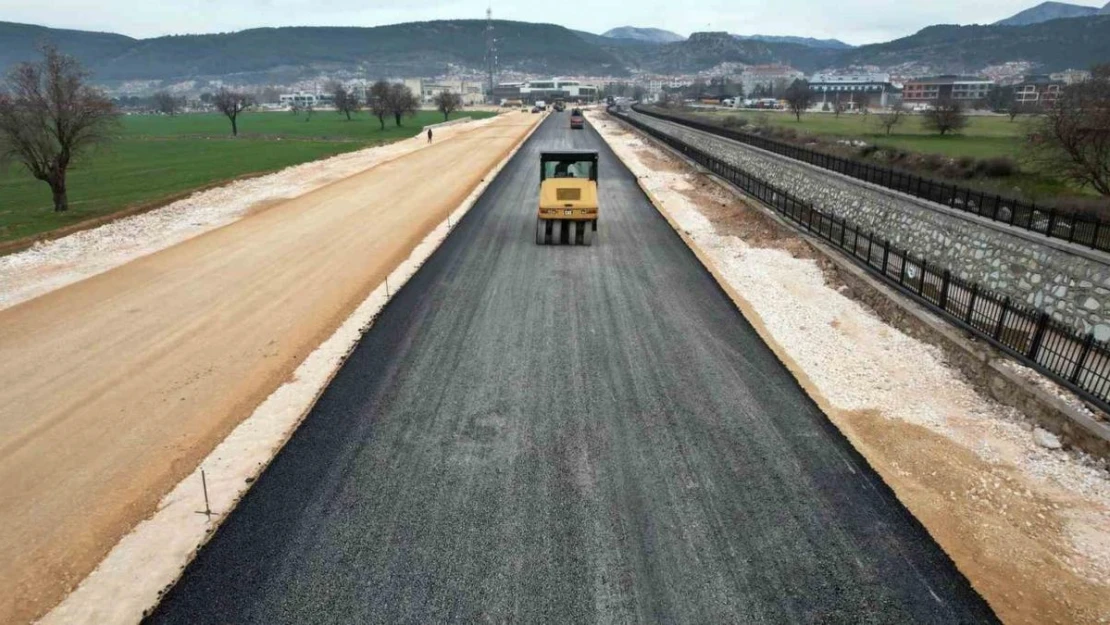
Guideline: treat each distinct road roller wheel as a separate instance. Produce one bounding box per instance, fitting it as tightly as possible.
[551,219,563,245]
[536,217,546,245]
[581,221,593,246]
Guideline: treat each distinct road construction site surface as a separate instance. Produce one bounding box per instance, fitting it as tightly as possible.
[0,113,538,624]
[148,112,998,624]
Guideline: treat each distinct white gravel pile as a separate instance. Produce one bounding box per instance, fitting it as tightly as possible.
[0,116,496,311]
[590,112,1110,588]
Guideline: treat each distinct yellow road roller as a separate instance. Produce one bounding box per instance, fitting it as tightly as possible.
[536,150,599,246]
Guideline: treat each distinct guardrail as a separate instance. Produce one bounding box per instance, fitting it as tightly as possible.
[632,105,1110,254]
[612,108,1110,414]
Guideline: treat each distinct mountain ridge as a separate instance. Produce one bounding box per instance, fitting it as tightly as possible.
[993,1,1109,26]
[732,34,853,49]
[601,26,685,43]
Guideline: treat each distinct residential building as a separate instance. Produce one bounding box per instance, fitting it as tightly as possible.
[1015,74,1066,106]
[1050,69,1091,85]
[807,73,900,109]
[901,75,993,105]
[738,65,804,99]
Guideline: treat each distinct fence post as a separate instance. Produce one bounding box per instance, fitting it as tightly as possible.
[1027,312,1050,361]
[992,195,1002,220]
[965,283,978,325]
[839,217,846,247]
[1067,215,1076,243]
[1096,219,1105,250]
[918,259,927,295]
[939,270,951,309]
[881,240,890,275]
[866,231,874,265]
[899,250,907,285]
[993,297,1010,341]
[1070,334,1095,384]
[1046,208,1057,237]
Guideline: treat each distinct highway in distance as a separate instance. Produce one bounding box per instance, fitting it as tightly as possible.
[147,113,999,624]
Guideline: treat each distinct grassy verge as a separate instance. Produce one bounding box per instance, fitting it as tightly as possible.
[0,109,493,244]
[685,108,1094,201]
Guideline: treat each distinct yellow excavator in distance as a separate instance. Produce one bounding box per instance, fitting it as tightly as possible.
[536,150,598,246]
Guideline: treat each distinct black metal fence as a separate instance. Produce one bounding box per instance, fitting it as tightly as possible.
[612,108,1110,413]
[632,105,1110,253]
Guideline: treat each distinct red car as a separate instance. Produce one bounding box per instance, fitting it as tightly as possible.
[569,109,584,129]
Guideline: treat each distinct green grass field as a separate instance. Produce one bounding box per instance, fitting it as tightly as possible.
[0,109,493,244]
[692,108,1093,199]
[701,109,1030,159]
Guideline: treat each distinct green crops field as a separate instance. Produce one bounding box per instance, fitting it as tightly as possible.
[0,109,492,244]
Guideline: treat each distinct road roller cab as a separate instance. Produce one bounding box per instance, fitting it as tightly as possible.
[536,150,599,246]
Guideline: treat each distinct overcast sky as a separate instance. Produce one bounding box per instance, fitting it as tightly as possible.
[0,0,1104,45]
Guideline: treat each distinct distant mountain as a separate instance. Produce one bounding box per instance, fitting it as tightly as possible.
[601,26,685,43]
[0,20,630,84]
[839,15,1110,72]
[631,32,839,73]
[732,34,853,50]
[993,1,1107,26]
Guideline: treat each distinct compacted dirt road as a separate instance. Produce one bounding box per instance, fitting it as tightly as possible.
[0,113,538,624]
[148,113,997,623]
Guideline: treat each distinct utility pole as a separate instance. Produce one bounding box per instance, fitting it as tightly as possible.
[485,5,498,104]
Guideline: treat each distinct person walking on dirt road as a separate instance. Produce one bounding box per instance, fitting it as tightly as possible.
[427,128,433,143]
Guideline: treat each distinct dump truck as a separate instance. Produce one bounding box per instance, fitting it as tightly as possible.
[569,108,584,129]
[536,150,598,246]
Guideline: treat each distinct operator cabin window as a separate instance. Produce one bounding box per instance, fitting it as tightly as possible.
[546,160,595,179]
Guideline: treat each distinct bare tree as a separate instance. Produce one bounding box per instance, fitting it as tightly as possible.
[433,90,463,122]
[368,80,391,130]
[875,103,907,135]
[922,98,968,135]
[0,45,118,212]
[1031,75,1110,195]
[832,94,845,118]
[1007,100,1034,122]
[213,88,254,136]
[328,81,361,121]
[784,79,812,122]
[152,90,183,116]
[387,83,418,127]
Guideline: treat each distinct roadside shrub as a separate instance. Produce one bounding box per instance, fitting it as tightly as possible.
[721,115,749,129]
[857,144,880,158]
[778,127,798,140]
[957,155,976,170]
[921,153,945,171]
[1049,197,1110,221]
[979,156,1018,178]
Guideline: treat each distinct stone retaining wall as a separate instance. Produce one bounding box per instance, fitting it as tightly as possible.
[630,111,1110,339]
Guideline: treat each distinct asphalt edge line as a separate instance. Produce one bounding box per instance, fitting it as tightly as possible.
[36,114,545,625]
[589,110,1001,617]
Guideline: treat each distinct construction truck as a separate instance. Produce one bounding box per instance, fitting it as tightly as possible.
[569,108,584,129]
[536,151,598,246]
[553,99,566,112]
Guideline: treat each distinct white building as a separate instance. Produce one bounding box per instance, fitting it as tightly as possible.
[519,78,599,102]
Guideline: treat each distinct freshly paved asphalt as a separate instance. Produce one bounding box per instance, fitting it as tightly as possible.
[147,113,998,624]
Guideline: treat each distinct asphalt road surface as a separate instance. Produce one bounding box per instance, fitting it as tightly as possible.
[147,112,998,624]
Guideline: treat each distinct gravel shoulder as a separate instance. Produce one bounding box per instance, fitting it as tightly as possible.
[0,113,536,625]
[590,110,1110,625]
